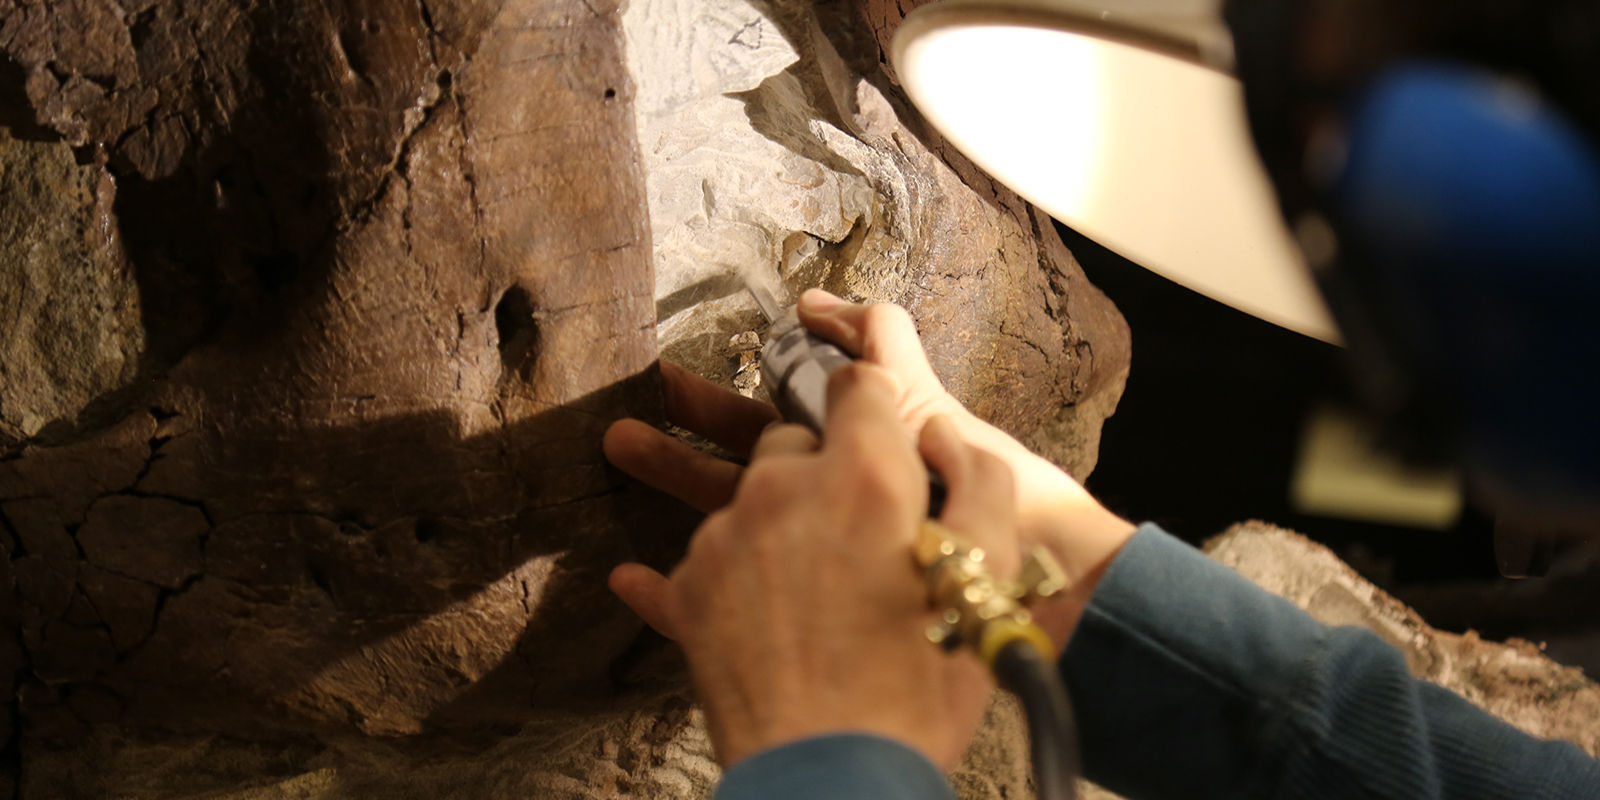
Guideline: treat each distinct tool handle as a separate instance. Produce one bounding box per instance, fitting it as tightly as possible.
[760,315,854,435]
[760,313,947,516]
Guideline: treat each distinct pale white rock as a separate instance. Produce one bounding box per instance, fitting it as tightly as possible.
[625,0,799,111]
[622,0,883,365]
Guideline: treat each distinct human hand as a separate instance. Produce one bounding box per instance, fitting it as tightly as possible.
[793,291,1132,585]
[610,364,1018,769]
[603,288,1056,515]
[605,289,1135,648]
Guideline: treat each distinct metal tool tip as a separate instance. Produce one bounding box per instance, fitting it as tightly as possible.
[748,285,782,323]
[742,265,786,323]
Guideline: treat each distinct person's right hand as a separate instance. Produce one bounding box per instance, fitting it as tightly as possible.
[610,366,1018,769]
[605,289,1137,649]
[793,291,1136,647]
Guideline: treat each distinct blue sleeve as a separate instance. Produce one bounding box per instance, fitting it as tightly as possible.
[1063,523,1600,800]
[714,733,957,800]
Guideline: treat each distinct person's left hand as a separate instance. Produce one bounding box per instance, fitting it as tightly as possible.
[608,364,1019,770]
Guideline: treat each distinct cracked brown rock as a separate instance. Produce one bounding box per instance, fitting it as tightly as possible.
[2,0,673,746]
[22,523,1599,800]
[76,496,206,590]
[76,566,158,652]
[1,0,1131,796]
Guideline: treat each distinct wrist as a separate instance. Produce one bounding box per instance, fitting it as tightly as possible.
[945,409,1135,647]
[706,700,961,772]
[948,410,1131,545]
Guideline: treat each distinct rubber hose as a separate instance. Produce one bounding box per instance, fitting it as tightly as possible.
[992,639,1081,800]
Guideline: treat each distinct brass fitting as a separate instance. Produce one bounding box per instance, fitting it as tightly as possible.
[915,520,1067,666]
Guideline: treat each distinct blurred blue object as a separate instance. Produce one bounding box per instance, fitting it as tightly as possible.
[1337,62,1600,508]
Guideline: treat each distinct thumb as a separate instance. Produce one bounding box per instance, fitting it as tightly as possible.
[608,562,679,640]
[798,290,936,382]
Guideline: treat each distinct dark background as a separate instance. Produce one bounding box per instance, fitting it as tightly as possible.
[1058,222,1600,676]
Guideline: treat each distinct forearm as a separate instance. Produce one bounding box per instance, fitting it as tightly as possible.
[1063,525,1600,800]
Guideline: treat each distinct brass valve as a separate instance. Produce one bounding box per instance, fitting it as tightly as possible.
[915,520,1067,666]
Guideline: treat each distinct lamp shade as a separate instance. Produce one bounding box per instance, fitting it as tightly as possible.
[893,0,1339,342]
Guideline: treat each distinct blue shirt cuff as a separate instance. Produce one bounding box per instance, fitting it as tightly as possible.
[715,733,957,800]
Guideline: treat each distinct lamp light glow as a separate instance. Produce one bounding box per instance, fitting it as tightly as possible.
[895,1,1340,343]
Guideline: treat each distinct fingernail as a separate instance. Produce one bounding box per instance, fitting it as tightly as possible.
[799,289,846,313]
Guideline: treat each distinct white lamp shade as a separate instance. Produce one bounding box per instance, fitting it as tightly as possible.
[894,0,1340,343]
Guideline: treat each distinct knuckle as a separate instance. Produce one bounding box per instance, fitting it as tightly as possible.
[745,514,789,558]
[737,460,786,500]
[769,421,809,438]
[735,459,810,509]
[852,456,920,505]
[777,423,819,449]
[760,421,797,437]
[753,422,794,452]
[684,512,730,560]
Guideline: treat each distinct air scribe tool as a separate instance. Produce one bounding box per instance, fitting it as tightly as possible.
[744,274,1080,800]
[746,278,948,516]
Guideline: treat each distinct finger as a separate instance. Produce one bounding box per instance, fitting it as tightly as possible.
[823,364,923,481]
[919,414,1019,574]
[608,563,679,640]
[749,422,820,462]
[661,361,781,457]
[796,289,866,353]
[798,291,937,381]
[604,418,744,513]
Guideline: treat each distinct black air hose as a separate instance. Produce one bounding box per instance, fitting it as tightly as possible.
[992,638,1081,800]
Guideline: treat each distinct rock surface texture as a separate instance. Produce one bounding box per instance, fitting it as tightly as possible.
[2,0,677,770]
[3,0,1594,797]
[24,525,1596,800]
[633,0,1130,479]
[0,0,1130,796]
